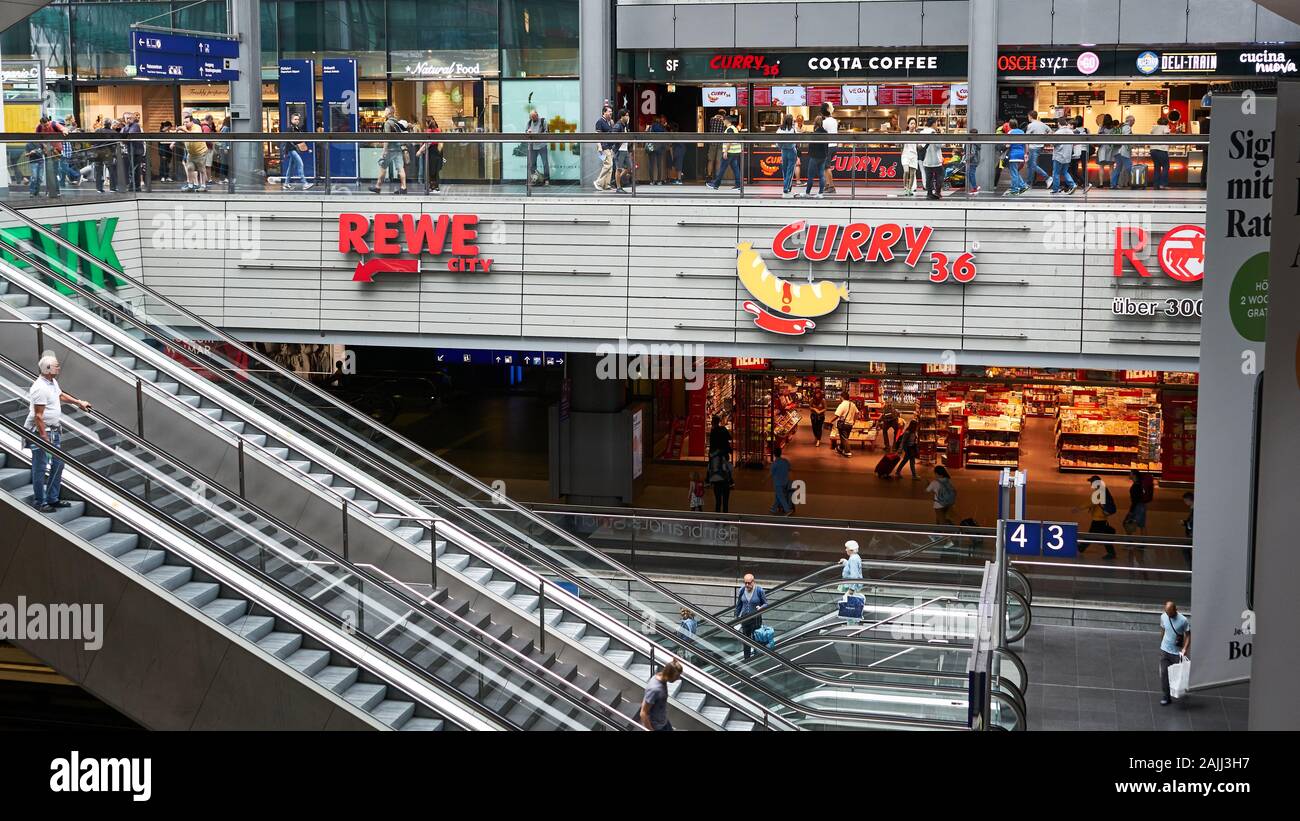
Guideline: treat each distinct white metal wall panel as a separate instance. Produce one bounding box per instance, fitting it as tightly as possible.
[857,1,924,46]
[795,2,860,47]
[921,0,969,45]
[674,4,737,48]
[1051,0,1121,45]
[1187,0,1255,44]
[1119,0,1188,44]
[995,0,1053,44]
[737,3,798,47]
[616,4,678,49]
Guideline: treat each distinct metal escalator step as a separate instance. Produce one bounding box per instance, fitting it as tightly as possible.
[144,564,192,590]
[0,468,28,491]
[354,499,379,514]
[243,434,268,448]
[400,717,444,731]
[725,720,757,731]
[463,566,493,586]
[156,383,180,395]
[133,369,158,382]
[285,460,311,473]
[178,394,201,407]
[284,648,331,676]
[174,582,220,608]
[628,664,652,682]
[440,553,470,573]
[700,705,732,727]
[69,331,93,343]
[228,615,275,642]
[65,516,112,542]
[201,598,247,625]
[668,680,683,698]
[371,699,416,728]
[90,343,114,356]
[256,631,303,659]
[675,690,707,713]
[508,594,540,614]
[0,293,29,307]
[111,356,136,369]
[542,608,564,627]
[556,621,587,641]
[604,650,634,669]
[118,548,167,574]
[392,526,423,544]
[218,420,246,434]
[198,407,223,420]
[20,306,51,321]
[579,635,611,656]
[90,530,138,557]
[485,580,517,599]
[334,486,357,500]
[313,665,359,693]
[306,473,333,486]
[343,682,387,712]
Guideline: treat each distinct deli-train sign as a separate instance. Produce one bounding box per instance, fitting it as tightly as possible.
[338,213,493,281]
[735,221,978,336]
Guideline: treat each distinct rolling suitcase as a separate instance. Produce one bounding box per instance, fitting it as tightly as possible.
[875,452,901,478]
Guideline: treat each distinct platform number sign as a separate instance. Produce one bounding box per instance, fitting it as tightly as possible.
[1005,521,1042,556]
[1004,520,1078,557]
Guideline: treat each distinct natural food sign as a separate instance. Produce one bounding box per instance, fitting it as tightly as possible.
[338,212,493,281]
[735,220,978,335]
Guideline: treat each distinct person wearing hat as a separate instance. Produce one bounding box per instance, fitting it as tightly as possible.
[840,540,863,593]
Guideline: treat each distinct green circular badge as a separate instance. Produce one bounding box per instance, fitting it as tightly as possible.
[1229,252,1269,342]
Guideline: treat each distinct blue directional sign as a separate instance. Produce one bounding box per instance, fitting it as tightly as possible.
[130,29,239,81]
[1004,520,1078,557]
[1004,520,1042,556]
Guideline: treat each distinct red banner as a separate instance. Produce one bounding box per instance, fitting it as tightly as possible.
[743,301,816,335]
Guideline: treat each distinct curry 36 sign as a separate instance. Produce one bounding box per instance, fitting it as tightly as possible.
[338,212,493,281]
[735,220,978,335]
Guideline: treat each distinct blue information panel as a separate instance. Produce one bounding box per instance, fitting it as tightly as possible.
[434,349,564,367]
[322,58,359,180]
[1004,520,1042,556]
[278,59,316,178]
[131,29,239,81]
[1004,520,1078,557]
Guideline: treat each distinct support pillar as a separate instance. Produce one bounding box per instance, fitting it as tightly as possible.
[967,0,998,192]
[229,0,264,187]
[548,352,648,506]
[579,0,614,185]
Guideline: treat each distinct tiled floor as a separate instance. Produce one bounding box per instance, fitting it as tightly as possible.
[1017,624,1249,731]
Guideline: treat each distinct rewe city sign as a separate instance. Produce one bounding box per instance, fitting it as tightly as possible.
[338,213,493,282]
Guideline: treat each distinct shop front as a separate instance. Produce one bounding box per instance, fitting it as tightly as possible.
[652,359,1199,486]
[997,44,1300,187]
[620,48,967,185]
[391,49,501,181]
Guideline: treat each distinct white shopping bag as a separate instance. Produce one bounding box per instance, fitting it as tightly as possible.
[1167,656,1191,699]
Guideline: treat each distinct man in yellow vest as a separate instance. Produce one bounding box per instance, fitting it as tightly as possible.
[705,113,744,192]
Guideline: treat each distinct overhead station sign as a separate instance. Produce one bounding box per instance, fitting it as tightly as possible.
[130,29,240,81]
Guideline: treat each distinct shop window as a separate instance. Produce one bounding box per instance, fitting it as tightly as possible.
[175,0,227,34]
[501,78,580,179]
[73,1,171,80]
[387,0,498,52]
[260,0,279,81]
[501,0,579,77]
[1,5,71,80]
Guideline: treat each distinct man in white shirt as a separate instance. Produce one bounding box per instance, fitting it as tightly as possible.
[820,103,839,193]
[1049,118,1077,194]
[919,118,945,199]
[1023,111,1052,188]
[832,391,858,457]
[25,353,92,512]
[1110,115,1135,189]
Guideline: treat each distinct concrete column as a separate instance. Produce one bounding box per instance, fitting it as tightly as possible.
[549,352,646,506]
[579,0,614,184]
[967,0,998,191]
[229,0,265,186]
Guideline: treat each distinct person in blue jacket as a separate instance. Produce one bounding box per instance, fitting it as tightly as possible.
[735,573,767,660]
[840,540,863,593]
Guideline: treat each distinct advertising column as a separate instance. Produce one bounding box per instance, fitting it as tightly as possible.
[1251,81,1300,729]
[1191,93,1275,690]
[322,58,358,180]
[278,59,316,178]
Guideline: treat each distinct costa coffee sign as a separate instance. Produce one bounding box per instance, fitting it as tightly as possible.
[734,221,978,336]
[338,213,493,281]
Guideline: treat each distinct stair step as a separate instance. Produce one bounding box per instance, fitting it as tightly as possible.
[143,564,192,590]
[370,699,416,728]
[508,593,540,614]
[556,621,587,641]
[0,468,28,491]
[156,383,180,395]
[257,631,303,659]
[285,648,332,677]
[354,499,379,514]
[178,394,202,407]
[400,717,444,731]
[313,665,359,694]
[244,434,268,448]
[306,473,334,486]
[725,720,757,731]
[228,615,276,642]
[334,486,357,501]
[604,650,635,669]
[65,516,112,542]
[286,460,311,473]
[700,705,732,727]
[485,580,517,599]
[201,597,247,625]
[579,635,611,656]
[343,682,387,712]
[440,553,470,573]
[21,305,52,321]
[464,566,493,586]
[218,420,246,434]
[676,691,707,713]
[117,548,166,574]
[89,531,138,557]
[392,526,424,544]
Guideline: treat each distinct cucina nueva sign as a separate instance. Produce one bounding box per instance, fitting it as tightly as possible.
[337,213,493,281]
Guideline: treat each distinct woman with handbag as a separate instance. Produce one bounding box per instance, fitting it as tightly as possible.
[414,117,443,193]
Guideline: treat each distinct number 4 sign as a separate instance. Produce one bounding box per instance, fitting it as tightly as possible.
[1004,520,1078,557]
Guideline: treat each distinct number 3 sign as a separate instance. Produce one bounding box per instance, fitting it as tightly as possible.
[1005,520,1078,557]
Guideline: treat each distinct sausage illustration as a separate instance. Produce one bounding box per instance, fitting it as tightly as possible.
[736,242,849,317]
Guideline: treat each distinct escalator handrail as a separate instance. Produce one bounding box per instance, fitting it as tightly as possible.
[0,219,972,732]
[0,404,636,732]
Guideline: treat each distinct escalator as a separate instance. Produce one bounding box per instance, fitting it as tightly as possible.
[0,202,1011,730]
[0,358,655,730]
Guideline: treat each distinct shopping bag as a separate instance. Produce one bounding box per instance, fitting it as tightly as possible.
[838,595,865,620]
[751,625,775,648]
[1167,656,1190,699]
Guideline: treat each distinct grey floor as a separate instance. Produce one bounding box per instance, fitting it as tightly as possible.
[1017,624,1250,731]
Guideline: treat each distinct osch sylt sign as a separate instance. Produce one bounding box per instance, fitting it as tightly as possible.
[735,221,979,336]
[338,213,493,282]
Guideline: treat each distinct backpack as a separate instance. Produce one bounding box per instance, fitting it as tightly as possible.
[936,479,957,508]
[707,452,732,485]
[1102,489,1117,516]
[1139,475,1155,504]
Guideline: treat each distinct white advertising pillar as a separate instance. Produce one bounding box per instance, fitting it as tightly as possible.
[967,0,998,192]
[579,0,613,184]
[1250,80,1300,729]
[1191,93,1276,690]
[228,0,265,183]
